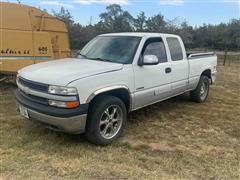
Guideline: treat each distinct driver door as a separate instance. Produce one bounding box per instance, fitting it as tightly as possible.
[133,38,172,109]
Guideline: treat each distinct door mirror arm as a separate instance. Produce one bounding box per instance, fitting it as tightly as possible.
[138,56,144,66]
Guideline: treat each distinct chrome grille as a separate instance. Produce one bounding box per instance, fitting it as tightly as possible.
[18,77,48,92]
[19,89,48,105]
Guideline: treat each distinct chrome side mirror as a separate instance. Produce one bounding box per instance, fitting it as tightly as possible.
[140,55,159,66]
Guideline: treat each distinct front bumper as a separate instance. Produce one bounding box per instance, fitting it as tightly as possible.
[15,89,88,134]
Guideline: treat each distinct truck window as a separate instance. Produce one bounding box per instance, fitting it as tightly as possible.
[80,36,141,64]
[142,38,167,63]
[167,37,183,61]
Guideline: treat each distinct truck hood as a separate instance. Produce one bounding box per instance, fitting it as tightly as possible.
[19,58,123,86]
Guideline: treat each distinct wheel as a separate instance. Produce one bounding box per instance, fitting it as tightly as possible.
[86,95,127,145]
[190,75,210,103]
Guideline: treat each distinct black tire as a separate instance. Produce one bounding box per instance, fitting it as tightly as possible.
[190,75,210,103]
[86,95,127,145]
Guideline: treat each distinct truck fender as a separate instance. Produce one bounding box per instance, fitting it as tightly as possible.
[86,85,133,112]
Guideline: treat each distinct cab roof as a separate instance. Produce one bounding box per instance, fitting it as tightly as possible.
[99,32,180,38]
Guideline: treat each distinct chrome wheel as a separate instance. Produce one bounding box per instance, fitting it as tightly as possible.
[200,81,208,100]
[99,105,123,139]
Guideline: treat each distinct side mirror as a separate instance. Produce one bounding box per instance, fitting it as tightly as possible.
[139,55,159,66]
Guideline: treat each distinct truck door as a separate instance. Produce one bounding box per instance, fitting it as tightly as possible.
[166,37,189,94]
[133,37,172,109]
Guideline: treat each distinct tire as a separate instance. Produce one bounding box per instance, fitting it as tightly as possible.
[190,75,210,103]
[86,95,127,145]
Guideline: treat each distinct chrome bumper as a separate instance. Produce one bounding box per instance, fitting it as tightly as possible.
[17,103,87,134]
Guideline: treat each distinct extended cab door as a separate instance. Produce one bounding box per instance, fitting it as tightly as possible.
[133,37,172,109]
[166,37,189,94]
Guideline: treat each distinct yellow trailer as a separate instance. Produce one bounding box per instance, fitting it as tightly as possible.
[0,2,70,82]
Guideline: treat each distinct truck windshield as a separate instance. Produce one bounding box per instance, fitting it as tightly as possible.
[80,36,141,64]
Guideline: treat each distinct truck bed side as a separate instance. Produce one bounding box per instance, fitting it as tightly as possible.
[187,54,217,90]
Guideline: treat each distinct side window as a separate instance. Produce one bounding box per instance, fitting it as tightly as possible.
[142,38,167,63]
[167,37,183,61]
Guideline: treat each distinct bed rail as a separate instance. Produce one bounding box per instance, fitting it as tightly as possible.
[188,52,215,59]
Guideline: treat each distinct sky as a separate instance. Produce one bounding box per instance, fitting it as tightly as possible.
[4,0,240,26]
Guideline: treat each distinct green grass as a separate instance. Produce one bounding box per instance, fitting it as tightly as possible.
[0,62,240,179]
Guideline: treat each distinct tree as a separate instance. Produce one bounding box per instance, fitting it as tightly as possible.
[178,21,193,48]
[226,19,240,50]
[51,5,240,51]
[146,13,167,32]
[165,18,180,34]
[99,4,134,32]
[134,11,147,31]
[53,7,74,27]
[70,23,83,49]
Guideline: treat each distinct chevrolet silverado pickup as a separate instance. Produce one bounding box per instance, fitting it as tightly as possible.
[15,33,217,145]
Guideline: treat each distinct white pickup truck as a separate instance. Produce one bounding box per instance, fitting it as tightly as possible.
[15,33,217,145]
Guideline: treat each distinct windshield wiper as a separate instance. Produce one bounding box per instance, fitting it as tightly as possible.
[79,53,88,58]
[88,57,113,63]
[79,54,115,63]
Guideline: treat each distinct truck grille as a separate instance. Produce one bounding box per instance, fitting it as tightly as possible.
[19,89,48,105]
[18,77,49,92]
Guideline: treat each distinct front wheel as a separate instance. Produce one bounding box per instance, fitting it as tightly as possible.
[190,75,210,103]
[86,95,127,145]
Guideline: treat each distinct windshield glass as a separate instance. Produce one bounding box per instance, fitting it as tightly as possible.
[80,36,141,64]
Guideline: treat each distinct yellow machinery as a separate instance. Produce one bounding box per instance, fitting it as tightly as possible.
[0,2,70,81]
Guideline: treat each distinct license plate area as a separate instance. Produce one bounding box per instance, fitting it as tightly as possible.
[19,105,29,119]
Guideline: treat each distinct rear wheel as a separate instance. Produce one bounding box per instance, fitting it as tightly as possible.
[86,95,127,145]
[190,75,210,103]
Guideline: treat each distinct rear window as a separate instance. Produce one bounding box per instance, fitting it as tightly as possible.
[167,38,183,61]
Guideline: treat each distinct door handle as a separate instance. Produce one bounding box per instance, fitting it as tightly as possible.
[165,67,172,73]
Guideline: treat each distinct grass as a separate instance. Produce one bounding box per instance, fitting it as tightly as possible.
[0,62,240,179]
[217,54,240,65]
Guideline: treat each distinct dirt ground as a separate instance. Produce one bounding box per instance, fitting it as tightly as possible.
[0,62,239,179]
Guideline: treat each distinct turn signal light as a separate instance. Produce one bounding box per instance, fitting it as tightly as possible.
[65,101,79,109]
[48,100,79,109]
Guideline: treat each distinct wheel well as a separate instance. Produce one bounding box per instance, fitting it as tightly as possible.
[201,69,211,79]
[89,88,131,112]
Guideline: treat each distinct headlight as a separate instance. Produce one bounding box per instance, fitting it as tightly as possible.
[48,85,78,95]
